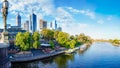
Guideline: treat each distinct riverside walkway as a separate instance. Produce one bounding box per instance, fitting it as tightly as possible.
[10,49,66,63]
[10,45,86,63]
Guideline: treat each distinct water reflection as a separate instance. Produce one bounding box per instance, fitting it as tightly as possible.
[54,54,74,68]
[78,44,91,54]
[12,54,75,68]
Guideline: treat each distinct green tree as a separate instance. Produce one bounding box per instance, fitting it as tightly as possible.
[32,31,40,49]
[33,41,40,49]
[112,39,120,45]
[24,32,31,49]
[49,40,54,49]
[69,40,76,49]
[54,30,60,40]
[70,35,75,40]
[15,32,23,46]
[15,32,31,51]
[33,31,40,41]
[41,29,54,40]
[57,32,69,47]
[77,33,92,44]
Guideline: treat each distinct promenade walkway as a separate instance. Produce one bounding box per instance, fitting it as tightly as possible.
[10,45,86,63]
[10,49,66,63]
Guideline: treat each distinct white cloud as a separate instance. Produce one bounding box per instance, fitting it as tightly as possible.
[97,19,104,24]
[85,10,95,19]
[55,7,73,24]
[0,0,54,18]
[10,18,15,21]
[79,23,88,28]
[107,16,112,21]
[60,22,90,35]
[66,7,95,19]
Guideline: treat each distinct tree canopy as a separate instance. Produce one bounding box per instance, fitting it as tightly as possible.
[15,32,41,51]
[15,32,31,51]
[15,29,93,51]
[41,29,54,40]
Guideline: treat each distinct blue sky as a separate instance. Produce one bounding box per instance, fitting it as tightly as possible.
[0,0,120,39]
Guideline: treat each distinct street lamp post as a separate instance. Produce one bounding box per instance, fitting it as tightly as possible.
[1,0,9,43]
[0,1,10,68]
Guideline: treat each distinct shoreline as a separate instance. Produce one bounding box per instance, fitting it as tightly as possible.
[10,49,66,63]
[10,44,87,63]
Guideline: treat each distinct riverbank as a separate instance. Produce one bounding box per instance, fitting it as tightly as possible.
[10,44,88,63]
[10,49,66,63]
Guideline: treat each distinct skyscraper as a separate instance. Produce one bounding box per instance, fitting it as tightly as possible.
[29,13,37,33]
[55,20,57,30]
[39,19,47,30]
[50,22,52,28]
[24,20,29,31]
[16,13,21,28]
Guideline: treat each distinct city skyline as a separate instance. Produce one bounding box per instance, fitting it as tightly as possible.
[0,0,120,39]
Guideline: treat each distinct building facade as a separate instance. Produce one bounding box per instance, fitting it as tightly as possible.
[30,13,37,33]
[50,22,52,28]
[16,13,21,28]
[39,19,47,30]
[24,20,29,31]
[55,20,57,30]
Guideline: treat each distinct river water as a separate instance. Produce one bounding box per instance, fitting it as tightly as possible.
[12,42,120,68]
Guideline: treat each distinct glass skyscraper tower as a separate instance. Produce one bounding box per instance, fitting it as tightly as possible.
[16,13,21,28]
[30,13,37,33]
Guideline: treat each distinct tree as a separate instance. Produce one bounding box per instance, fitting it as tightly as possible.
[57,32,69,47]
[77,33,85,43]
[32,31,40,49]
[77,33,92,44]
[69,40,76,49]
[54,30,60,40]
[112,39,120,45]
[24,32,32,49]
[49,40,54,49]
[70,35,75,40]
[15,32,31,51]
[33,41,40,49]
[33,31,40,41]
[41,29,54,40]
[15,32,23,46]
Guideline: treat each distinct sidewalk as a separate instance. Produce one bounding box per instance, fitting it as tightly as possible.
[10,49,66,63]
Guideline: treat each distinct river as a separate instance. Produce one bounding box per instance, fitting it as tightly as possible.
[12,42,120,68]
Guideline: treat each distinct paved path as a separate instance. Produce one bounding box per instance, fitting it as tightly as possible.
[10,49,66,63]
[10,45,84,63]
